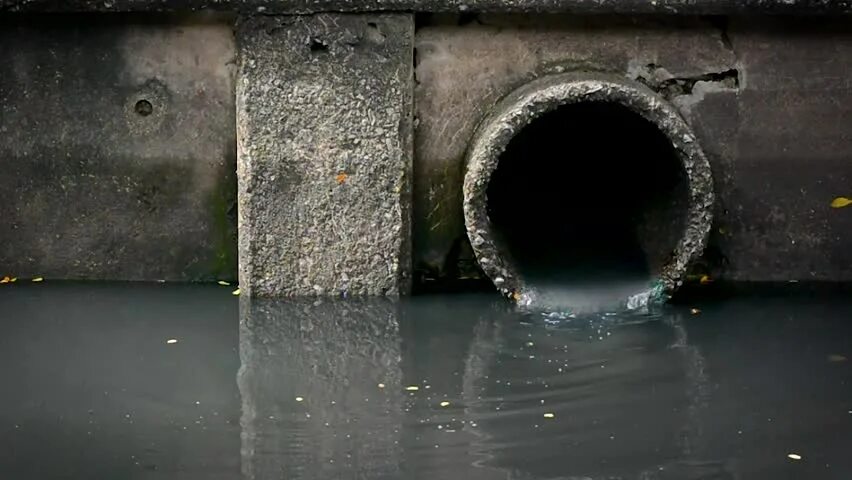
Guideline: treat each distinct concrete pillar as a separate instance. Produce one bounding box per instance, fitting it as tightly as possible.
[236,14,414,297]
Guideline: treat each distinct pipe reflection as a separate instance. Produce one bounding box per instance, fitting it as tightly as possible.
[237,296,731,479]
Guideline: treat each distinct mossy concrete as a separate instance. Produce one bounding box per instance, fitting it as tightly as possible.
[0,16,238,282]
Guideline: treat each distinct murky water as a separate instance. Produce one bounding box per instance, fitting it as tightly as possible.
[1,283,851,479]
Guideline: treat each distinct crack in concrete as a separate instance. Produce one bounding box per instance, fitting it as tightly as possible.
[634,63,740,100]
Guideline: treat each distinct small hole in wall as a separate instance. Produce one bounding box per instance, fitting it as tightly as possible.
[134,99,153,117]
[310,39,329,53]
[365,22,386,44]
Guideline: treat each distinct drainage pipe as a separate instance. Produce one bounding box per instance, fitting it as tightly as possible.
[462,73,714,307]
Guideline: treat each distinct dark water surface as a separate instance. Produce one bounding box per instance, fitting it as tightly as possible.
[1,283,851,479]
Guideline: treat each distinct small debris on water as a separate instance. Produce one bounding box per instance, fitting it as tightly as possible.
[232,288,241,296]
[526,341,534,347]
[31,277,44,283]
[440,401,450,407]
[295,396,304,402]
[828,354,847,362]
[377,383,385,389]
[336,172,348,185]
[166,339,178,344]
[830,197,852,208]
[217,280,230,286]
[543,413,555,419]
[405,386,419,391]
[788,453,802,460]
[691,308,701,315]
[699,275,713,285]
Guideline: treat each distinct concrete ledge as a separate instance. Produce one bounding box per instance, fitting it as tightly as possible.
[2,0,851,14]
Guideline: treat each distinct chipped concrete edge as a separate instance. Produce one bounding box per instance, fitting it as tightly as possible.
[462,72,715,305]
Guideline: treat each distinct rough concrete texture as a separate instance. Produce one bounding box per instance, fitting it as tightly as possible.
[3,0,851,14]
[418,15,852,284]
[687,18,852,281]
[238,298,403,479]
[236,13,413,296]
[462,73,714,304]
[0,16,238,281]
[414,15,734,280]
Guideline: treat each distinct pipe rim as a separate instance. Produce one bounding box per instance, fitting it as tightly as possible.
[462,73,715,306]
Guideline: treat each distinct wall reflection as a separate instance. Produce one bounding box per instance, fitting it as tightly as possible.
[238,298,404,479]
[238,295,728,479]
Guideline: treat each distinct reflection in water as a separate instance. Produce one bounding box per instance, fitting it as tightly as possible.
[238,295,731,479]
[238,298,404,479]
[5,285,850,479]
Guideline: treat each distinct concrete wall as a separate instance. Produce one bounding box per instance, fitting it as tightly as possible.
[1,12,851,290]
[0,15,238,281]
[413,15,852,284]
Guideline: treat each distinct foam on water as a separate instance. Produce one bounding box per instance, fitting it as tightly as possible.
[516,267,666,318]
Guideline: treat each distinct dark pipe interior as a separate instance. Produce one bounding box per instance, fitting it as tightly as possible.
[486,101,688,287]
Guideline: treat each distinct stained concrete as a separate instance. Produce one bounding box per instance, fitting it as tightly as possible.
[415,15,852,285]
[0,16,238,281]
[414,15,735,282]
[3,0,851,15]
[690,18,852,281]
[236,14,413,297]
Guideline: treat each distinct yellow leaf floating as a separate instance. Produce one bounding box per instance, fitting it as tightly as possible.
[217,280,230,286]
[0,276,10,284]
[232,288,241,296]
[32,277,44,283]
[831,197,852,208]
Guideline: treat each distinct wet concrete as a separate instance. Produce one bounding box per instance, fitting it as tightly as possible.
[1,283,851,478]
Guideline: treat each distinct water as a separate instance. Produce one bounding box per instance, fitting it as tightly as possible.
[1,283,851,479]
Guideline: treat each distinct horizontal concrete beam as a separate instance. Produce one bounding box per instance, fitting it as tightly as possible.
[2,0,851,14]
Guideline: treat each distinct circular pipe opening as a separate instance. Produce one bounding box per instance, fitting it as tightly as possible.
[463,74,714,310]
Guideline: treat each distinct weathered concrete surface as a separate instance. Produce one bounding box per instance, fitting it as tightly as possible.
[414,16,735,281]
[3,0,851,14]
[236,14,413,296]
[416,15,852,284]
[238,298,403,478]
[0,16,238,281]
[688,18,852,281]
